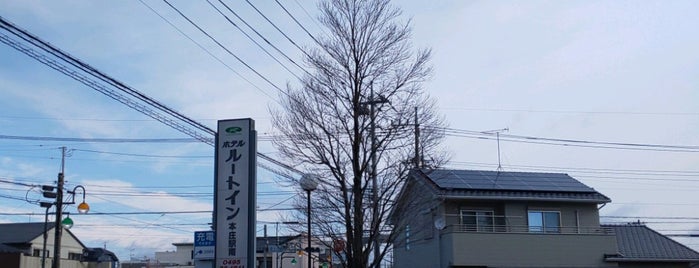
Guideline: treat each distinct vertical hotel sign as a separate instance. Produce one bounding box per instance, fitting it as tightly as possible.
[215,119,256,268]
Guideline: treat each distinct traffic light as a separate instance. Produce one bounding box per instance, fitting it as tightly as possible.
[42,185,57,199]
[291,257,297,265]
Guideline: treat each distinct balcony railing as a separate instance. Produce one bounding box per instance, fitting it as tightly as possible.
[441,214,614,235]
[443,224,614,235]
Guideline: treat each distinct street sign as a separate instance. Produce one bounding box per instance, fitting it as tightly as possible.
[194,230,215,260]
[268,245,284,253]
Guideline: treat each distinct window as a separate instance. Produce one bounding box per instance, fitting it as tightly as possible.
[405,225,410,250]
[33,249,48,257]
[461,210,494,232]
[528,211,560,233]
[68,252,82,261]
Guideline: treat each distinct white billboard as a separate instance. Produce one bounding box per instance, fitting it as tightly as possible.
[215,119,256,268]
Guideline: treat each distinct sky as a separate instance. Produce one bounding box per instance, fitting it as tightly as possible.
[1,0,698,262]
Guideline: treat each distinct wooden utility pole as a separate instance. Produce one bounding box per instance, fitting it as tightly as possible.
[52,146,66,268]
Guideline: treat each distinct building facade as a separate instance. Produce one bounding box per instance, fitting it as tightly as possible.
[390,169,699,268]
[0,222,118,268]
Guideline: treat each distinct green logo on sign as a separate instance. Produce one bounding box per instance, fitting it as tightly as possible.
[225,127,242,134]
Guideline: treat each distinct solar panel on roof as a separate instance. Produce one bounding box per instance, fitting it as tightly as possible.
[426,169,595,193]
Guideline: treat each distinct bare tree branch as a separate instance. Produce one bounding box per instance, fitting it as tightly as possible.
[271,0,447,267]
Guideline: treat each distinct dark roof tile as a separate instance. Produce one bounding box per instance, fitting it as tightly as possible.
[603,223,699,261]
[416,169,610,203]
[0,222,54,244]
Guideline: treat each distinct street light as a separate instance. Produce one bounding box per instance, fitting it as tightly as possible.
[61,213,74,229]
[299,174,318,268]
[69,185,90,214]
[49,172,89,268]
[39,183,90,268]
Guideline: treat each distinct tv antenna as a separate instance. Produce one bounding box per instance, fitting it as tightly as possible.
[481,128,509,170]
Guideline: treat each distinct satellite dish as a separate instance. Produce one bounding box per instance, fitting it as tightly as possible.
[434,217,446,230]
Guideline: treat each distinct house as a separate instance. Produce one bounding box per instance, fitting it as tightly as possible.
[0,222,119,268]
[390,169,699,268]
[604,223,699,267]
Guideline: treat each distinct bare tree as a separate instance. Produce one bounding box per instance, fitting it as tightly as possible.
[271,0,447,267]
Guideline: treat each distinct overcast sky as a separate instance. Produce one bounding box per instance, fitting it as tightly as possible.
[1,0,698,261]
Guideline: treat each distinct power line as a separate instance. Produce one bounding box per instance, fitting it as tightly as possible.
[162,0,288,97]
[601,216,699,220]
[0,208,299,216]
[272,0,321,51]
[246,0,314,58]
[0,133,283,143]
[0,193,30,202]
[439,106,699,116]
[73,149,211,158]
[0,178,38,187]
[434,127,699,153]
[0,18,215,138]
[445,161,699,178]
[291,0,327,37]
[137,0,276,103]
[0,16,216,145]
[208,0,309,79]
[0,134,199,143]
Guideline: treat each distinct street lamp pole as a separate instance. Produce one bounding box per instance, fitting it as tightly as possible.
[306,189,312,268]
[50,146,90,268]
[40,202,52,268]
[300,175,318,268]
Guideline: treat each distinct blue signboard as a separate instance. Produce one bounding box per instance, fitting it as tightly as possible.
[194,230,215,260]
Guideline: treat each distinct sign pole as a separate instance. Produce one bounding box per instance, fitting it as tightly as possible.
[214,119,256,268]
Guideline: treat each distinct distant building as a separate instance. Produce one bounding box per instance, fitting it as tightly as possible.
[0,222,119,268]
[143,235,332,268]
[390,169,699,268]
[155,242,194,267]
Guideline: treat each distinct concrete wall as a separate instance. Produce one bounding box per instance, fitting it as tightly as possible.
[21,255,90,268]
[443,232,618,267]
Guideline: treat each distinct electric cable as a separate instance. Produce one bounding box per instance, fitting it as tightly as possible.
[137,0,277,103]
[162,0,289,97]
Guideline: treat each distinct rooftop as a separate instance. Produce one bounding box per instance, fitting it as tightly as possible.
[0,222,54,244]
[415,169,611,203]
[604,223,699,262]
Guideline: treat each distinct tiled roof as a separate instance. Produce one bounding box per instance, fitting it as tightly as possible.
[0,222,56,253]
[416,169,610,203]
[604,223,699,261]
[0,222,54,244]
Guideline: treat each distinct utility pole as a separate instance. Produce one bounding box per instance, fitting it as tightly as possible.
[414,107,420,169]
[263,224,268,268]
[361,84,389,267]
[370,86,380,267]
[53,146,66,268]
